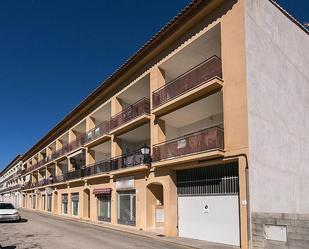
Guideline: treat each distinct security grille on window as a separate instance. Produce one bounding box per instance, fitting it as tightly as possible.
[62,194,68,214]
[177,163,239,196]
[118,190,136,226]
[71,193,79,216]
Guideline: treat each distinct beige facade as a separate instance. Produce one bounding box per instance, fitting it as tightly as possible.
[17,1,308,249]
[20,1,249,247]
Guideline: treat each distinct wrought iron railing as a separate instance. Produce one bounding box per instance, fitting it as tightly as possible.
[152,125,224,161]
[68,135,86,152]
[0,184,21,193]
[110,98,150,130]
[111,150,144,170]
[84,160,111,176]
[22,100,150,176]
[21,150,147,188]
[152,56,222,108]
[84,121,111,144]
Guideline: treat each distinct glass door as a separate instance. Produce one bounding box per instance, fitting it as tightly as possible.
[71,193,79,216]
[97,194,111,222]
[62,194,68,214]
[117,190,136,226]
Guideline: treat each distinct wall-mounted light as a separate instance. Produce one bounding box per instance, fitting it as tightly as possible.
[140,144,152,164]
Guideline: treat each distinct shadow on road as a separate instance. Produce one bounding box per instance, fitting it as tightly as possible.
[0,246,17,249]
[0,218,28,223]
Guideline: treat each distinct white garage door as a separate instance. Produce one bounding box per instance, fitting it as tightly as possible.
[177,164,240,246]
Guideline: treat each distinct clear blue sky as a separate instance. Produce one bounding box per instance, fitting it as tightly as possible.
[0,0,308,170]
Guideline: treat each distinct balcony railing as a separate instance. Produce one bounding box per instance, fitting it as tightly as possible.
[68,135,86,152]
[21,182,32,190]
[84,160,111,176]
[22,100,150,176]
[110,98,150,130]
[84,121,110,144]
[21,151,147,188]
[0,184,21,193]
[152,56,222,109]
[152,126,224,162]
[38,179,46,186]
[111,150,144,170]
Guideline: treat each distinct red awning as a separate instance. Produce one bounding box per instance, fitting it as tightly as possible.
[93,188,112,195]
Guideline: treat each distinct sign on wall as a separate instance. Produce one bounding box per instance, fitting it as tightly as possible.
[116,176,134,190]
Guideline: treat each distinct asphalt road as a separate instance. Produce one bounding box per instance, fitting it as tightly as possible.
[0,210,189,249]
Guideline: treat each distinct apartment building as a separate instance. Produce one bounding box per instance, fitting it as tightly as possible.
[0,155,23,208]
[19,0,308,249]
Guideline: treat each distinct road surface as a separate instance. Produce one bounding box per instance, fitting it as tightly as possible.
[0,209,189,249]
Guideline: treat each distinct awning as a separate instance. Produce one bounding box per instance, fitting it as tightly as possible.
[93,188,112,195]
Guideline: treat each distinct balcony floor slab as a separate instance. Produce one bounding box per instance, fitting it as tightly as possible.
[152,77,223,117]
[109,114,151,136]
[151,149,225,168]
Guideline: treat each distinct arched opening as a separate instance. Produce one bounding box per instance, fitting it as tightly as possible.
[146,183,164,233]
[83,188,90,219]
[53,191,58,214]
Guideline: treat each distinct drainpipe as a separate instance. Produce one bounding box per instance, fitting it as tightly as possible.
[224,154,250,249]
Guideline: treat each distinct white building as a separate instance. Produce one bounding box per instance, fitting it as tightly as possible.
[0,155,23,208]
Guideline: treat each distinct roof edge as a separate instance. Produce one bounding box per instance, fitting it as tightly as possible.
[269,0,309,35]
[22,0,211,160]
[0,155,23,176]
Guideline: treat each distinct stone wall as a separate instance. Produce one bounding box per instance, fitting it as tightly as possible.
[252,212,309,249]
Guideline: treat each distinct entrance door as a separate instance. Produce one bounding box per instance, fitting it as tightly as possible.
[47,194,52,212]
[177,163,240,246]
[97,194,111,222]
[118,190,136,226]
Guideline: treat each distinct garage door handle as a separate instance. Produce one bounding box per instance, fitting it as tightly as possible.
[204,205,208,209]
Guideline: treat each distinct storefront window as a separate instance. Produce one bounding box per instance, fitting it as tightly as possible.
[62,194,68,214]
[97,194,111,222]
[71,193,79,216]
[118,190,136,226]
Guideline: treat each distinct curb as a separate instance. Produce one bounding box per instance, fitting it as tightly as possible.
[20,208,196,249]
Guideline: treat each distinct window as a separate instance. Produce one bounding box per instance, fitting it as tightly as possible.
[94,127,100,137]
[97,194,111,222]
[118,190,136,226]
[71,193,79,216]
[62,194,68,214]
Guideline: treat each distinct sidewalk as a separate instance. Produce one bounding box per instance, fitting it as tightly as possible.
[21,208,239,249]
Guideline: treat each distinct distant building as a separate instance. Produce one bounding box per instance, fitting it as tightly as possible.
[0,155,23,207]
[18,1,308,249]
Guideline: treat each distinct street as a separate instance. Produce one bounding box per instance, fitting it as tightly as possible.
[0,210,189,249]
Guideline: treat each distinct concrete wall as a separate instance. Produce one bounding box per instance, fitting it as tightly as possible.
[245,0,309,215]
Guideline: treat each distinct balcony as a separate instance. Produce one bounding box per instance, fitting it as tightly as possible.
[84,160,111,177]
[110,98,150,135]
[38,179,46,186]
[152,126,224,166]
[53,146,69,161]
[0,184,21,193]
[152,56,223,116]
[111,150,148,174]
[50,160,111,184]
[21,181,39,190]
[84,121,111,146]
